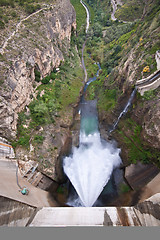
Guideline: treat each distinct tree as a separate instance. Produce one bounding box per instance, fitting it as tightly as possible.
[92,22,102,37]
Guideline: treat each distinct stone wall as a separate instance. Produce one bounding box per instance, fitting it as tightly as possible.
[0,196,36,227]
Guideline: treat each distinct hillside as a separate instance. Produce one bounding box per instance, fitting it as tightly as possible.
[83,0,160,168]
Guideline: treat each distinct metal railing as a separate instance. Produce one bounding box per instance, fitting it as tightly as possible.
[0,142,15,158]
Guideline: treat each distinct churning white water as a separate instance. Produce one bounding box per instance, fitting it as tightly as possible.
[63,119,122,207]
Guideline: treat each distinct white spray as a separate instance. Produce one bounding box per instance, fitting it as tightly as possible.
[63,102,122,207]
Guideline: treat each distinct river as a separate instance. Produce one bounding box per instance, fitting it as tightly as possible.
[63,74,122,207]
[62,0,135,207]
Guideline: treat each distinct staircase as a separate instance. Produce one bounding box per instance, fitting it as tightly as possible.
[21,162,43,187]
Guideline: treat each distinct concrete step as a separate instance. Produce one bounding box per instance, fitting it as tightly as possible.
[29,194,160,226]
[29,207,112,227]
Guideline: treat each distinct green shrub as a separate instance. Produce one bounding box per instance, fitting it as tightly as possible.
[34,69,41,82]
[0,0,14,7]
[148,41,160,55]
[24,3,41,14]
[29,100,49,125]
[11,11,17,17]
[50,72,56,80]
[0,19,4,28]
[18,111,29,123]
[33,135,44,144]
[142,90,155,101]
[120,183,131,193]
[17,135,30,147]
[41,75,50,84]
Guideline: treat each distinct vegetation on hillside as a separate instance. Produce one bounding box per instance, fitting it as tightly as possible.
[70,0,86,32]
[0,0,55,29]
[115,0,145,21]
[3,0,160,168]
[80,0,160,167]
[85,0,160,101]
[114,114,160,167]
[115,0,160,22]
[13,45,83,148]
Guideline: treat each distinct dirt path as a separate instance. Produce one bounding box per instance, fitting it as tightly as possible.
[0,5,52,55]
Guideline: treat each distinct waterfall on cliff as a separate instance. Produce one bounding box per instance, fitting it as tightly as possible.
[109,88,137,133]
[63,100,122,207]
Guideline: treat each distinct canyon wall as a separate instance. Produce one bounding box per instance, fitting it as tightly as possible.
[0,0,76,140]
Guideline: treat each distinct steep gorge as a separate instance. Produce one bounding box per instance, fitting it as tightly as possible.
[0,0,159,202]
[0,0,160,226]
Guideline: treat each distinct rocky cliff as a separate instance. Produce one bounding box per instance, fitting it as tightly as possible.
[0,0,76,140]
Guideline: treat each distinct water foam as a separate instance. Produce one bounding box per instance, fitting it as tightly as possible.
[63,132,121,207]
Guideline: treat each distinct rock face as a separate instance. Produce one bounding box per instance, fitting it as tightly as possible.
[142,100,160,149]
[125,161,160,191]
[131,89,160,150]
[0,0,76,140]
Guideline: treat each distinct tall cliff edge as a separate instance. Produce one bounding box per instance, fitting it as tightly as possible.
[0,0,76,140]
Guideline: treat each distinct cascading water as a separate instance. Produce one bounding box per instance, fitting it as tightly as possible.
[63,63,122,207]
[109,88,137,133]
[63,1,123,207]
[62,0,139,207]
[63,100,122,207]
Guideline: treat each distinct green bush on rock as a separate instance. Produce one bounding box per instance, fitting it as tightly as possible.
[29,100,49,125]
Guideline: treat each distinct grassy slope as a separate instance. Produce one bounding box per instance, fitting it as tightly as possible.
[70,0,86,31]
[0,0,55,29]
[115,0,144,21]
